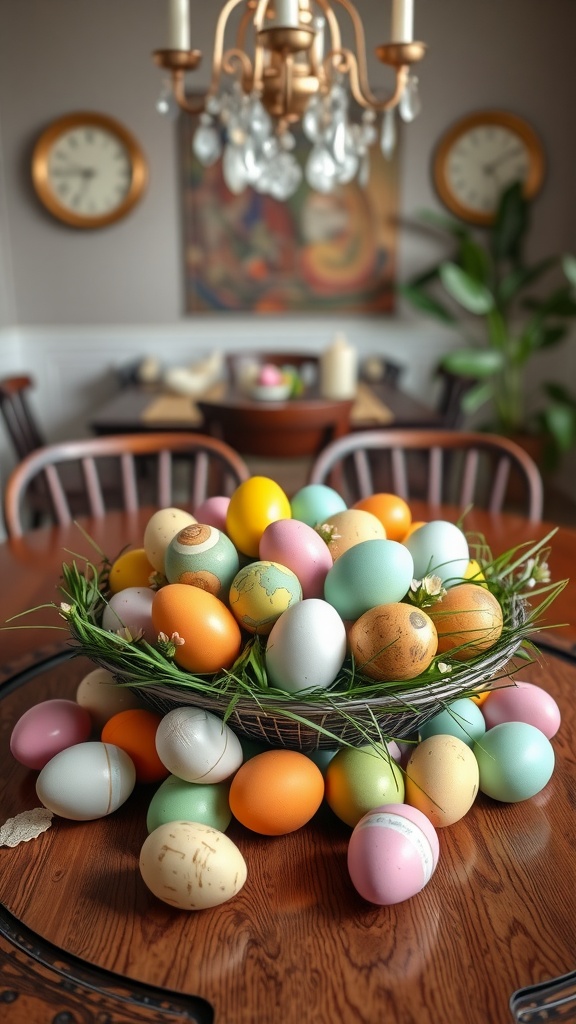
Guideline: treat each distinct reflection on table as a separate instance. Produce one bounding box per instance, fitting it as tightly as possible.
[1,507,574,1024]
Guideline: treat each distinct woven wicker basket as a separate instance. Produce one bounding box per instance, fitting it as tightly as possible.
[79,595,526,752]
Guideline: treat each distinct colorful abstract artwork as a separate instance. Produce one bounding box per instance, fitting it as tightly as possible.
[179,114,400,314]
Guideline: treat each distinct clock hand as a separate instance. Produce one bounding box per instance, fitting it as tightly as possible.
[482,146,524,175]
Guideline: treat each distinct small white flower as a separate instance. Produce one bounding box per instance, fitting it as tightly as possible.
[438,662,453,674]
[170,631,185,647]
[59,602,72,614]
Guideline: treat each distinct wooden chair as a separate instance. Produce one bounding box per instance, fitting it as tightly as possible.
[4,432,251,538]
[0,375,46,459]
[308,428,544,521]
[434,366,477,428]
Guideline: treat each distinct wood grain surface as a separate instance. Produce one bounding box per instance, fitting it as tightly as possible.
[0,508,574,1024]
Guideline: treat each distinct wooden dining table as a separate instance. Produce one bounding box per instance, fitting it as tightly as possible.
[0,505,574,1024]
[88,380,443,436]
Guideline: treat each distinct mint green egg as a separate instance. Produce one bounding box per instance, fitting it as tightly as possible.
[146,774,232,833]
[420,698,486,747]
[473,722,555,802]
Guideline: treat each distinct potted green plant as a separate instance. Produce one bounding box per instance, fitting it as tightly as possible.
[399,181,576,469]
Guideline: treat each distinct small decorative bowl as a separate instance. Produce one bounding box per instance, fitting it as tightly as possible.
[249,383,292,402]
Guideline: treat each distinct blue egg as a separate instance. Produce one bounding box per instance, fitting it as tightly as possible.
[404,520,469,586]
[164,522,239,598]
[324,539,414,620]
[420,697,486,747]
[290,484,347,528]
[473,722,555,802]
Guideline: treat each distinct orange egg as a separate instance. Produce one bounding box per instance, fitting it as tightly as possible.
[151,583,242,674]
[108,548,155,593]
[352,493,412,542]
[427,583,504,661]
[101,709,169,784]
[470,688,491,706]
[228,749,325,835]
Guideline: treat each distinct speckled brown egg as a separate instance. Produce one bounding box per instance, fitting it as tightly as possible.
[427,583,504,661]
[348,602,438,681]
[320,509,386,560]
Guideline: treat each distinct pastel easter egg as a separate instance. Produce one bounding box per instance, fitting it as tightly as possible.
[229,560,302,635]
[405,734,480,827]
[146,774,232,833]
[473,722,555,802]
[404,520,470,586]
[143,507,197,573]
[155,706,243,783]
[265,598,347,696]
[419,697,487,747]
[290,484,347,527]
[101,586,155,642]
[347,803,440,905]
[10,699,93,771]
[259,518,333,599]
[481,681,561,739]
[193,496,230,531]
[164,523,239,599]
[324,539,414,621]
[76,667,145,730]
[36,742,136,820]
[139,821,247,910]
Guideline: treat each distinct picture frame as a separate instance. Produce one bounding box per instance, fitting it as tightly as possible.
[179,110,401,315]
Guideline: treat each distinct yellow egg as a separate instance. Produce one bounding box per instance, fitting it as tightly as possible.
[348,602,438,681]
[226,477,291,557]
[427,583,504,661]
[405,734,479,827]
[464,558,486,584]
[108,549,155,593]
[320,509,386,560]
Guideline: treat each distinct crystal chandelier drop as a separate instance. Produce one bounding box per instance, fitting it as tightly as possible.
[153,0,426,201]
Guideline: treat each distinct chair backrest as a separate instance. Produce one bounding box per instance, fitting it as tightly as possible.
[196,398,354,460]
[0,375,46,459]
[308,429,544,521]
[4,432,251,538]
[434,367,476,428]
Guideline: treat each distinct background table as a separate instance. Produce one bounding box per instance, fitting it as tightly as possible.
[0,508,574,1024]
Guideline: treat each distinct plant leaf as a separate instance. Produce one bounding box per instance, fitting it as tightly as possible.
[497,256,558,306]
[491,180,529,263]
[562,253,576,288]
[440,263,495,315]
[398,283,456,324]
[441,348,504,378]
[457,237,492,284]
[461,380,495,413]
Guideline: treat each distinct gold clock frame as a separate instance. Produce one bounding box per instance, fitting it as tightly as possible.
[432,110,546,226]
[31,111,148,229]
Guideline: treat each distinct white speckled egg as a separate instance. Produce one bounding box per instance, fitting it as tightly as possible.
[324,539,414,621]
[139,820,247,910]
[101,586,156,642]
[143,507,197,573]
[164,523,240,599]
[155,706,243,783]
[36,741,136,820]
[265,598,347,694]
[405,734,479,827]
[259,518,333,599]
[403,520,470,586]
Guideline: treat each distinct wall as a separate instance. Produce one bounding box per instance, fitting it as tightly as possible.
[0,1,575,497]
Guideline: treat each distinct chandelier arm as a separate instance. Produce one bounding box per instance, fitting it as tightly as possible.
[210,0,252,92]
[171,71,207,114]
[338,48,410,111]
[221,47,255,91]
[309,0,342,51]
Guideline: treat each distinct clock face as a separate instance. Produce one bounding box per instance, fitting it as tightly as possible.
[32,113,148,228]
[433,112,545,225]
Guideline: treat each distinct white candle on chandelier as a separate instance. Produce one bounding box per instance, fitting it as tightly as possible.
[390,0,414,43]
[271,0,301,28]
[168,0,190,50]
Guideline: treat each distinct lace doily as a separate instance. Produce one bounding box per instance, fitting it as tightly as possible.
[0,807,54,847]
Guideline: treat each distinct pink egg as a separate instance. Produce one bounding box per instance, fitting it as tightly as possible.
[347,803,440,906]
[193,496,231,532]
[259,364,283,386]
[481,681,561,739]
[10,699,93,771]
[259,518,333,599]
[101,587,155,643]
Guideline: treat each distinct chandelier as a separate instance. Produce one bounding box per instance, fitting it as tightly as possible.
[153,0,425,200]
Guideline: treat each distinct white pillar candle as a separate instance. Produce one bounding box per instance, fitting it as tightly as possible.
[271,0,301,28]
[168,0,190,50]
[390,0,414,43]
[320,333,358,400]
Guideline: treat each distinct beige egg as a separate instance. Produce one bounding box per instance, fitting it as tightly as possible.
[321,509,386,560]
[143,507,197,573]
[76,667,144,730]
[139,820,247,910]
[427,583,504,661]
[348,602,438,681]
[405,734,480,827]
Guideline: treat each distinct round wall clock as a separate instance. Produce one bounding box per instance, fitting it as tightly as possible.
[31,112,148,228]
[432,110,546,225]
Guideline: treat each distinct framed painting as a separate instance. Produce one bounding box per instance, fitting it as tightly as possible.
[179,111,401,315]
